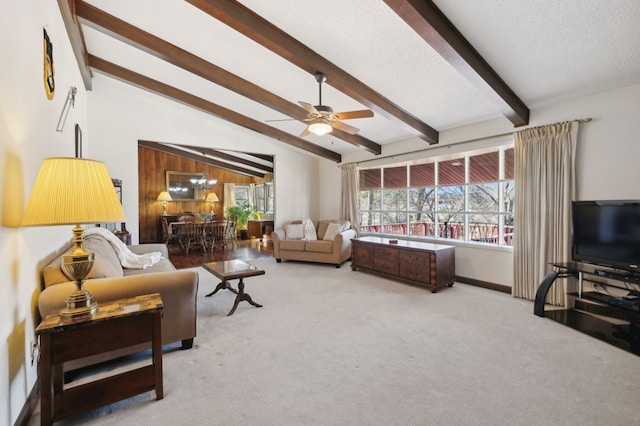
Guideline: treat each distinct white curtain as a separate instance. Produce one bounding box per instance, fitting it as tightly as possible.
[248,183,256,211]
[340,163,359,233]
[513,122,578,305]
[223,183,235,217]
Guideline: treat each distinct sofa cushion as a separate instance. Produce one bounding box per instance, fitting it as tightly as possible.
[42,256,70,288]
[302,218,317,241]
[305,240,333,254]
[83,234,124,279]
[280,239,307,251]
[322,223,343,241]
[285,223,304,240]
[317,220,351,239]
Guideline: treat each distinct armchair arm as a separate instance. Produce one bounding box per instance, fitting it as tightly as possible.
[271,229,285,258]
[332,228,357,262]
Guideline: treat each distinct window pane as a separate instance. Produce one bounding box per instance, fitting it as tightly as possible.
[382,212,407,235]
[436,186,464,213]
[438,158,465,185]
[382,189,406,210]
[235,186,249,202]
[359,211,381,233]
[409,213,435,237]
[468,183,499,212]
[504,148,515,180]
[469,151,499,183]
[469,214,499,244]
[408,187,435,213]
[383,166,407,188]
[359,190,380,210]
[438,214,465,241]
[360,169,381,189]
[503,214,514,246]
[410,163,434,186]
[503,180,515,214]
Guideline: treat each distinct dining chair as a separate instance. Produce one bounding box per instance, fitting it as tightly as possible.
[160,216,182,251]
[205,220,227,251]
[181,218,206,254]
[224,217,238,249]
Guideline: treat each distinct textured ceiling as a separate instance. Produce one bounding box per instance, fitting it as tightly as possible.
[80,0,640,158]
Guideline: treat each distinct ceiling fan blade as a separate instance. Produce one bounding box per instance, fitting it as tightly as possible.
[333,109,374,120]
[300,127,311,137]
[332,120,360,135]
[299,101,319,115]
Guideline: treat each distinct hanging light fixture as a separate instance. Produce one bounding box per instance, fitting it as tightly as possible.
[190,173,217,189]
[307,119,332,136]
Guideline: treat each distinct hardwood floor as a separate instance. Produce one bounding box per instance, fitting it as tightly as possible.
[168,237,274,269]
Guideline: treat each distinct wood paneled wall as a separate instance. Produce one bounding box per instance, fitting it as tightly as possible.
[137,145,267,243]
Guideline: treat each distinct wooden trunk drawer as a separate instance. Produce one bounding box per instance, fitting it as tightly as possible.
[373,246,399,275]
[398,250,431,284]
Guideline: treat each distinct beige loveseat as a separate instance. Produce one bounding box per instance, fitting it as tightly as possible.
[271,219,356,267]
[38,232,199,368]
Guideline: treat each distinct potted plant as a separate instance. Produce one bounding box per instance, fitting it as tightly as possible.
[225,202,258,239]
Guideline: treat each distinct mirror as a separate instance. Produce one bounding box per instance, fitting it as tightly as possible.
[166,171,215,200]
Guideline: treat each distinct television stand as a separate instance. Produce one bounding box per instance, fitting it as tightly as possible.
[534,262,640,356]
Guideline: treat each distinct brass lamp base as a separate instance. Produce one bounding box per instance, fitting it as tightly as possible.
[60,224,98,318]
[60,288,97,317]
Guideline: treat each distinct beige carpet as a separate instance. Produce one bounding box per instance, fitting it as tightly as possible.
[36,258,640,425]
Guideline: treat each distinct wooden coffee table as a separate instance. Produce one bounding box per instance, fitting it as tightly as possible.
[203,260,265,316]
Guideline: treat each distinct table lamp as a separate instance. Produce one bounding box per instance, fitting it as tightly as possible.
[205,192,219,215]
[21,158,126,318]
[157,191,172,216]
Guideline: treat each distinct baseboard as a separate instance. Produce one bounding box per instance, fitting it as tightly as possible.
[14,378,39,426]
[455,276,512,294]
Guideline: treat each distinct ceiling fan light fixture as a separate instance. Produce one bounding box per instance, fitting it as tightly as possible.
[308,121,332,136]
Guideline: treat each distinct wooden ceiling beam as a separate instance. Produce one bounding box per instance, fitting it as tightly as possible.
[89,55,342,163]
[57,0,92,89]
[181,145,274,174]
[75,1,380,155]
[187,0,439,145]
[384,0,529,127]
[139,141,266,178]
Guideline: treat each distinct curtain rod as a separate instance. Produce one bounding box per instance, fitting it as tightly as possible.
[343,117,592,166]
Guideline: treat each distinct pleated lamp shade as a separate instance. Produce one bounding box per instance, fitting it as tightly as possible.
[21,157,126,226]
[205,193,219,202]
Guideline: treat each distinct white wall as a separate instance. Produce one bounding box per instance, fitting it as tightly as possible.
[88,75,323,241]
[0,2,89,424]
[339,83,640,287]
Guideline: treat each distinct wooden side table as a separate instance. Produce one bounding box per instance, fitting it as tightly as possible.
[36,293,164,425]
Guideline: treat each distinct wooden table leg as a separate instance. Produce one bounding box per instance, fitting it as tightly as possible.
[152,310,163,400]
[40,334,52,426]
[205,280,238,297]
[227,279,262,316]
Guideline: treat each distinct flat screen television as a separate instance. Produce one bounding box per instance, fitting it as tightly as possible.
[572,200,640,273]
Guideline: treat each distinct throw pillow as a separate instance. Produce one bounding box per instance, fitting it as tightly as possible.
[302,218,317,241]
[285,223,305,240]
[322,222,342,241]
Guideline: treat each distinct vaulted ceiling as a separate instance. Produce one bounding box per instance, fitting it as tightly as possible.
[59,0,640,163]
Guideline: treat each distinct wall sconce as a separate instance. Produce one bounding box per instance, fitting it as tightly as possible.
[157,191,172,216]
[205,192,219,215]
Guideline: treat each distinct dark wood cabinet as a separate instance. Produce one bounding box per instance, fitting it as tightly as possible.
[248,220,274,241]
[351,237,455,292]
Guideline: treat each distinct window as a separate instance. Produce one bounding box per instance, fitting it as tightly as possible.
[358,145,515,246]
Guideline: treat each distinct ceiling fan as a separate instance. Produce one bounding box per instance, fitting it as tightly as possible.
[269,73,374,137]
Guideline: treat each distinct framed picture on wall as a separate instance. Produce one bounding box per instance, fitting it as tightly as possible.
[75,124,82,158]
